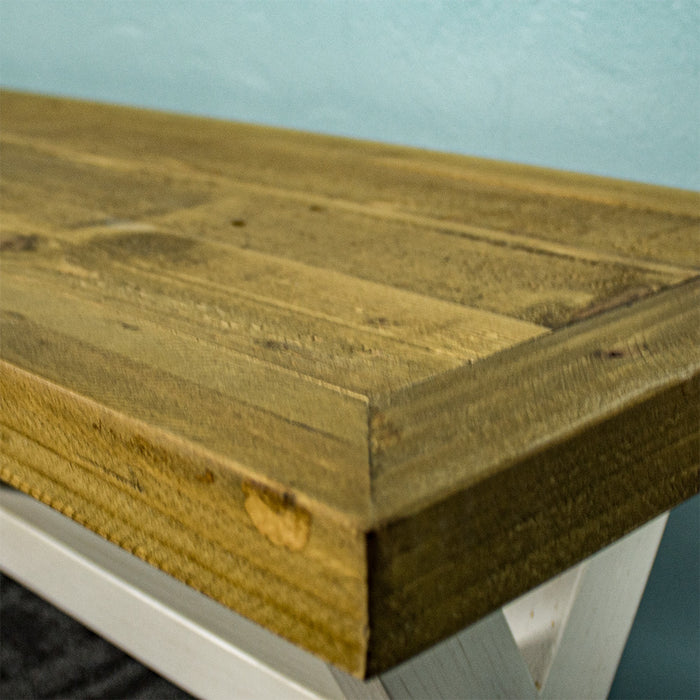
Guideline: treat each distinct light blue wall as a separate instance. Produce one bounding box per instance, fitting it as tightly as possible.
[1,0,699,189]
[1,2,698,698]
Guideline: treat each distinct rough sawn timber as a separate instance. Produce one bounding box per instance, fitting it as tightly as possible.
[1,90,698,677]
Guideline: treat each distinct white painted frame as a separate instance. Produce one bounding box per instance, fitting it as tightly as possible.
[0,485,667,699]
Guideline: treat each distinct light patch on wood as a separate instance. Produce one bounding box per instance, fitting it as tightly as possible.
[242,481,311,551]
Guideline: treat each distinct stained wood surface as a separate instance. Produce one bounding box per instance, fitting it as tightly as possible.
[1,90,698,677]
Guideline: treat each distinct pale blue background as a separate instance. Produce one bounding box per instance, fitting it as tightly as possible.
[1,1,698,697]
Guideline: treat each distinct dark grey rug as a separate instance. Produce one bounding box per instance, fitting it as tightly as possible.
[0,573,193,699]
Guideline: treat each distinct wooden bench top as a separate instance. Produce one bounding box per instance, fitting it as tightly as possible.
[1,90,698,677]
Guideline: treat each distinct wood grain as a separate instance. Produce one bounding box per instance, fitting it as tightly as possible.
[1,90,698,677]
[367,281,699,671]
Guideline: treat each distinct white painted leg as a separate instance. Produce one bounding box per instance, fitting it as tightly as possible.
[539,514,668,699]
[503,562,584,691]
[380,610,536,700]
[330,609,536,700]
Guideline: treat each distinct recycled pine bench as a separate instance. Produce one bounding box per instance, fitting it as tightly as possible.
[1,90,698,698]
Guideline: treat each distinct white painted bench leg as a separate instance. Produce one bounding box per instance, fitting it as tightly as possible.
[381,610,536,699]
[538,514,668,699]
[331,609,536,699]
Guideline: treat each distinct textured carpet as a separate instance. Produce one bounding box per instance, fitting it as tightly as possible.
[0,573,193,699]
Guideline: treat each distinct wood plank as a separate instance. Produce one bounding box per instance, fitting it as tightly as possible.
[370,278,700,520]
[366,280,699,670]
[148,192,692,328]
[0,365,370,674]
[1,222,544,374]
[0,322,369,518]
[2,91,697,331]
[2,90,698,268]
[1,90,698,677]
